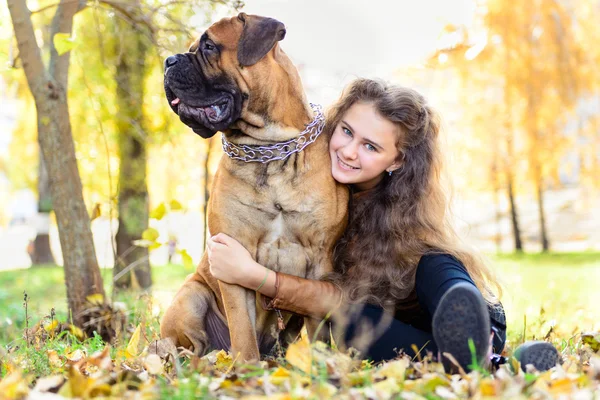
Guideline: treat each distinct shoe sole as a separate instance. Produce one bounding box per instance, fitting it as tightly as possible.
[432,283,490,372]
[518,342,559,372]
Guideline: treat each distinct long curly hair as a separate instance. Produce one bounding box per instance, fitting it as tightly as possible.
[325,78,501,308]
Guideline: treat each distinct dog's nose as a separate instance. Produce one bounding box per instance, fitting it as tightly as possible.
[164,55,178,69]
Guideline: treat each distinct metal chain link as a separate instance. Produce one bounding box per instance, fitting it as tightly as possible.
[221,103,325,163]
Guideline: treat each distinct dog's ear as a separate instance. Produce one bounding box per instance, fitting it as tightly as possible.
[188,39,199,52]
[237,13,286,66]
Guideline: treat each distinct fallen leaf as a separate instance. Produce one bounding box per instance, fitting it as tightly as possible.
[125,324,142,358]
[215,350,233,371]
[582,332,600,352]
[285,334,312,374]
[144,354,164,375]
[0,371,30,399]
[47,350,63,368]
[33,375,65,393]
[65,348,85,363]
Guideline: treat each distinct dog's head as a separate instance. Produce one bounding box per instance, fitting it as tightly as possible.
[164,13,305,140]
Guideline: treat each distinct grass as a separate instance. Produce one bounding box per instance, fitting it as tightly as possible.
[0,264,190,346]
[0,252,599,398]
[488,252,600,346]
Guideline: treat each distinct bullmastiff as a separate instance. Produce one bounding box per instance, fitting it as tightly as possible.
[161,13,349,362]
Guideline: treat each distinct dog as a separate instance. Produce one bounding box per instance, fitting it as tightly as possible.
[161,13,348,362]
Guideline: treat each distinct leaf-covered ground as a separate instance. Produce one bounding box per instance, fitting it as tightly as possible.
[1,321,599,399]
[1,253,599,399]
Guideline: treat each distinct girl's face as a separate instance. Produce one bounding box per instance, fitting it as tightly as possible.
[329,102,402,191]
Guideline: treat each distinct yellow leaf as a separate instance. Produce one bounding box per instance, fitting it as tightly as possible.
[215,350,233,371]
[86,293,104,305]
[68,325,85,341]
[142,227,160,242]
[150,203,167,220]
[285,335,312,374]
[65,348,85,363]
[0,371,29,398]
[315,381,338,398]
[47,350,63,368]
[269,366,291,385]
[178,249,194,269]
[44,320,59,334]
[53,32,76,55]
[373,358,409,381]
[372,377,399,397]
[126,324,142,358]
[480,378,496,396]
[169,199,183,211]
[548,377,574,395]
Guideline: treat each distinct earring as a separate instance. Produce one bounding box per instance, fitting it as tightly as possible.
[388,170,393,176]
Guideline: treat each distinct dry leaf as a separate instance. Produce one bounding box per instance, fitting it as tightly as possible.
[47,350,63,368]
[285,335,312,374]
[125,324,142,359]
[144,354,164,375]
[0,371,30,399]
[33,375,65,393]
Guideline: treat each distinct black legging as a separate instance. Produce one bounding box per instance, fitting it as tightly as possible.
[343,254,506,362]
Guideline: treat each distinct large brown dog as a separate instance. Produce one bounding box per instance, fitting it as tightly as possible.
[161,13,348,362]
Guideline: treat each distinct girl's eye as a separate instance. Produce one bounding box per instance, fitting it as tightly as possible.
[342,127,352,136]
[365,143,377,152]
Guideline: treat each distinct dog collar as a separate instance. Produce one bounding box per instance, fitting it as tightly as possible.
[221,103,325,163]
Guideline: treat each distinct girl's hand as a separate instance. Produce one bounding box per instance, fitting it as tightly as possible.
[207,233,261,287]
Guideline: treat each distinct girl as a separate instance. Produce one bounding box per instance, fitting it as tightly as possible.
[206,78,558,372]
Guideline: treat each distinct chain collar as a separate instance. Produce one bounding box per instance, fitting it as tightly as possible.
[221,103,325,163]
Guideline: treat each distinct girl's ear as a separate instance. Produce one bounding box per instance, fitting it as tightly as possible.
[388,152,405,172]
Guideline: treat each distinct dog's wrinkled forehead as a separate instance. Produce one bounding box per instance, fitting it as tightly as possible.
[189,13,286,67]
[189,15,243,53]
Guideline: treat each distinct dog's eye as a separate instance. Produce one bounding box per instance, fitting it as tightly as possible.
[203,41,217,52]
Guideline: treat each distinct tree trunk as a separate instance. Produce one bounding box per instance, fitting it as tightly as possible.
[32,155,56,264]
[113,7,152,289]
[506,172,524,253]
[8,0,105,330]
[535,169,550,252]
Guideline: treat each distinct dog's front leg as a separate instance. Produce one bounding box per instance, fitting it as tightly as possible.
[219,281,260,362]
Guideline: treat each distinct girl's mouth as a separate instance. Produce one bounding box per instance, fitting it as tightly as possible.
[337,156,359,171]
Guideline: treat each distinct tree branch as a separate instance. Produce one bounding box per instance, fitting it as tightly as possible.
[49,0,86,88]
[7,0,50,98]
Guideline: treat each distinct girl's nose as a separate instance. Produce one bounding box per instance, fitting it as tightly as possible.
[341,142,358,160]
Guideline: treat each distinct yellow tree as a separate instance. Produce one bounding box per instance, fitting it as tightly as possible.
[435,0,592,252]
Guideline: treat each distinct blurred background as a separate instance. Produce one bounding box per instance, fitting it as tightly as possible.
[0,0,599,344]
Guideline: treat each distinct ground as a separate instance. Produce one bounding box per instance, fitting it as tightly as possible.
[0,252,599,398]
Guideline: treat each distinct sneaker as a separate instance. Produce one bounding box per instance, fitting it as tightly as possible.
[513,341,559,372]
[432,283,490,372]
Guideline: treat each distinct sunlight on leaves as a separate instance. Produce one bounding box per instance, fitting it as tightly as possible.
[178,249,194,269]
[53,33,77,55]
[141,227,159,242]
[149,203,167,220]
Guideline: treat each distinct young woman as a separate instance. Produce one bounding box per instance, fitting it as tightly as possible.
[206,78,558,372]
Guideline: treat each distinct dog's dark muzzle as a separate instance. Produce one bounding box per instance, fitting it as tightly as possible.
[163,53,241,138]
